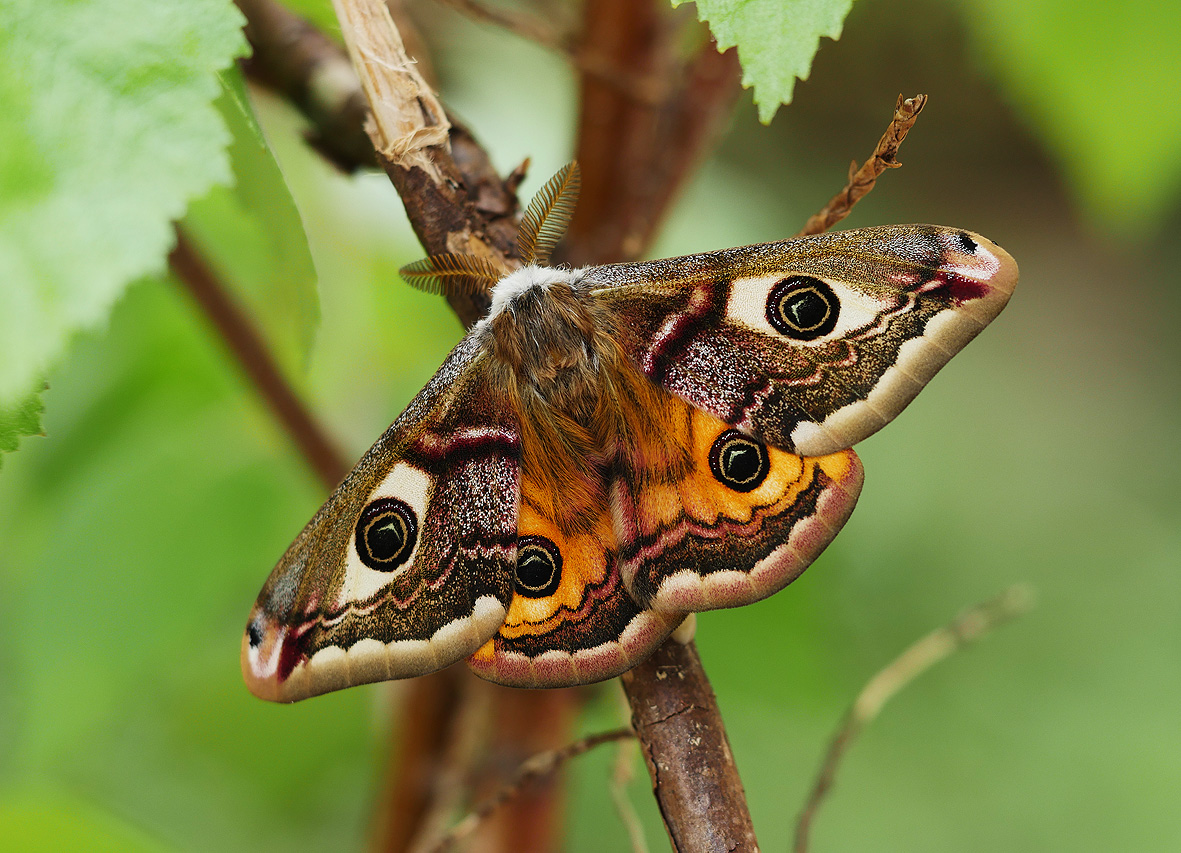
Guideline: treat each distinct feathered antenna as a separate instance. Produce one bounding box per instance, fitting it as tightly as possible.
[515,161,581,266]
[399,253,506,297]
[398,162,581,299]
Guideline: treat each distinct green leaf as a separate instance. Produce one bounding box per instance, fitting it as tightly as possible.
[674,0,856,123]
[962,0,1181,234]
[0,390,44,468]
[0,0,248,411]
[183,69,320,375]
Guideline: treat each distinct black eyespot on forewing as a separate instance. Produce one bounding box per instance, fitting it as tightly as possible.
[355,497,418,571]
[709,430,769,493]
[956,231,978,253]
[514,535,563,598]
[247,622,262,648]
[766,276,839,340]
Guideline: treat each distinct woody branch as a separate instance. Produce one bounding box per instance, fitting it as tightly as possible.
[233,0,748,849]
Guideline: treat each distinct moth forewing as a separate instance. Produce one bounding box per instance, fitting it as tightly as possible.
[589,225,1017,457]
[242,338,521,702]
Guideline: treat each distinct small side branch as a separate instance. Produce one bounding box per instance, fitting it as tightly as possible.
[794,584,1035,853]
[436,0,569,55]
[169,227,348,490]
[426,727,636,853]
[796,93,928,237]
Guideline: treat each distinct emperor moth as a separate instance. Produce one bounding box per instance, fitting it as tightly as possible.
[243,164,1017,701]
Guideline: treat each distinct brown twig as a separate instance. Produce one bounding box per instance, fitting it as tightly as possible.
[437,0,670,105]
[561,0,742,264]
[621,639,759,853]
[169,227,349,491]
[425,727,636,853]
[796,93,928,238]
[561,3,756,847]
[794,584,1035,853]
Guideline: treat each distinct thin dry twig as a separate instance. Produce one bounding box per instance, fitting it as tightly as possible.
[609,726,650,853]
[436,0,567,53]
[404,678,496,853]
[794,584,1035,853]
[330,0,449,175]
[333,0,523,327]
[796,93,928,237]
[425,727,637,853]
[168,227,349,490]
[436,0,670,104]
[372,670,466,853]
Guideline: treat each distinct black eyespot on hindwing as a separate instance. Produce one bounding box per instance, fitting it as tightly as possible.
[709,430,770,493]
[956,231,979,253]
[514,535,563,598]
[355,497,418,571]
[766,276,839,340]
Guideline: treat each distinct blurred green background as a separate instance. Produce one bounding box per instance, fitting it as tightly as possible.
[2,0,1180,850]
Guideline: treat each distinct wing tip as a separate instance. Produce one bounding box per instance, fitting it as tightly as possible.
[935,228,1019,310]
[241,613,299,703]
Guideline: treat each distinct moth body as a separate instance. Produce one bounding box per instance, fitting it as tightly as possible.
[484,264,687,537]
[243,224,1018,701]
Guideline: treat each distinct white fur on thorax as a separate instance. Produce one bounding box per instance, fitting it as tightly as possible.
[486,265,585,320]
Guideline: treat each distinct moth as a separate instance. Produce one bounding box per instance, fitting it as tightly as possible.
[243,164,1017,702]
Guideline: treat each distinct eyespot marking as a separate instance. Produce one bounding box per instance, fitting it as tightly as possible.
[355,498,418,571]
[709,430,769,493]
[955,231,978,253]
[514,535,563,598]
[247,622,262,649]
[766,276,839,340]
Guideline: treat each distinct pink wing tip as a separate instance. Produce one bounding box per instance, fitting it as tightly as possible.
[241,609,301,703]
[932,229,1019,309]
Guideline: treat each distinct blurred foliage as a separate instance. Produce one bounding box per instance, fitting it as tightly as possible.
[963,0,1181,235]
[2,0,1181,851]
